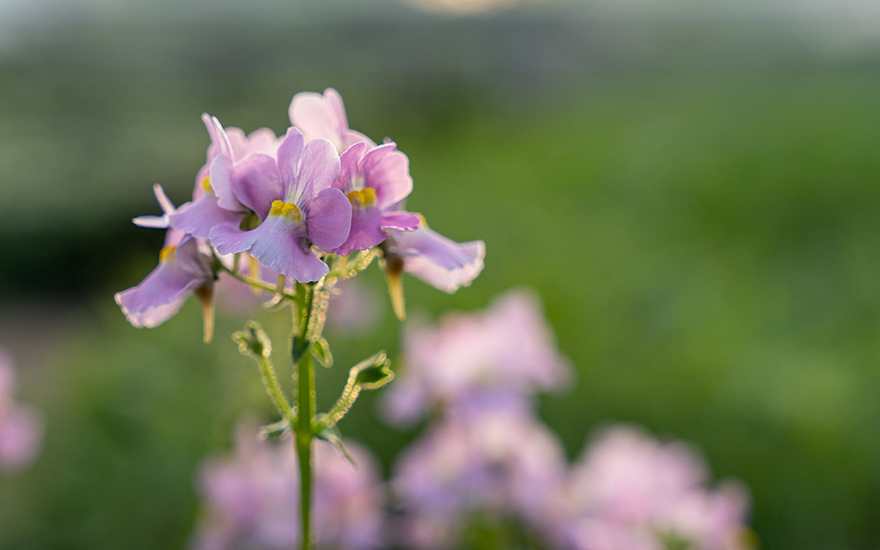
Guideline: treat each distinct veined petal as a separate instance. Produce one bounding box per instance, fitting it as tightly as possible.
[296,138,341,203]
[243,216,329,282]
[361,143,413,208]
[210,155,237,212]
[289,89,348,151]
[229,153,282,219]
[335,141,368,193]
[170,193,242,241]
[276,127,304,197]
[306,187,352,251]
[331,205,386,257]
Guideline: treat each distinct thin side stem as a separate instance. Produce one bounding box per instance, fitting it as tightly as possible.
[214,253,300,302]
[257,355,293,424]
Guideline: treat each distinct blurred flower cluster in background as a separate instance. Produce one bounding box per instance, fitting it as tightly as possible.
[3,0,880,549]
[189,290,752,549]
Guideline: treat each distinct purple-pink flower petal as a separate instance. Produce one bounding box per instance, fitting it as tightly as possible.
[237,216,329,283]
[170,192,243,242]
[294,138,341,202]
[114,235,214,328]
[229,153,282,219]
[305,187,352,252]
[331,205,386,257]
[390,221,485,293]
[360,143,413,208]
[380,211,420,231]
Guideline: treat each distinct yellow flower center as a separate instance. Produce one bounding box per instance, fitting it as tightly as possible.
[159,246,177,263]
[269,200,302,223]
[201,176,213,194]
[346,187,376,209]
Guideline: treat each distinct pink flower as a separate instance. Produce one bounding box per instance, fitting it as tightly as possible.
[383,289,571,425]
[0,352,43,472]
[391,410,569,549]
[192,423,385,550]
[173,124,351,282]
[566,425,753,550]
[329,141,420,256]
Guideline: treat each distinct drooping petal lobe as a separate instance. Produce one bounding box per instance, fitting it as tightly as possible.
[114,236,214,328]
[391,222,485,293]
[242,216,329,282]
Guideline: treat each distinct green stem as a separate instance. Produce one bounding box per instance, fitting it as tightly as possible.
[294,282,317,550]
[296,351,314,550]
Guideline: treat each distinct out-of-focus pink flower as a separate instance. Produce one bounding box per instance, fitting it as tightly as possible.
[289,88,374,153]
[0,352,43,472]
[566,425,753,550]
[391,410,569,549]
[192,424,384,550]
[383,289,571,425]
[326,278,380,335]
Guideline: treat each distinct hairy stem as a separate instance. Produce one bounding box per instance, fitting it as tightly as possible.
[294,282,317,550]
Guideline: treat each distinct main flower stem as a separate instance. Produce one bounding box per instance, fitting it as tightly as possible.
[294,282,317,550]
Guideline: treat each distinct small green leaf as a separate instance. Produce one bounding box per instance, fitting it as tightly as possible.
[259,419,291,440]
[311,337,333,368]
[232,320,272,359]
[291,335,309,364]
[315,423,356,466]
[351,352,394,390]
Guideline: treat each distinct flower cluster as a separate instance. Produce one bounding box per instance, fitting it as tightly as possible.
[565,425,752,550]
[382,289,754,550]
[191,423,384,550]
[0,351,43,472]
[115,88,485,339]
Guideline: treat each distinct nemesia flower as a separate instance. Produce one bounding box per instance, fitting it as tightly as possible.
[0,351,43,472]
[174,126,351,282]
[565,425,753,550]
[289,88,374,153]
[114,227,216,342]
[391,410,569,549]
[383,289,571,425]
[192,424,384,550]
[329,141,420,256]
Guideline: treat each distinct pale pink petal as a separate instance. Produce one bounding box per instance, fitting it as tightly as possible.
[229,153,282,219]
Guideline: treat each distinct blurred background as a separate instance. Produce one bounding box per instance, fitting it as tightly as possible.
[2,0,880,548]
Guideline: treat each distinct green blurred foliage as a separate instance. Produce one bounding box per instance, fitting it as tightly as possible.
[2,14,880,550]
